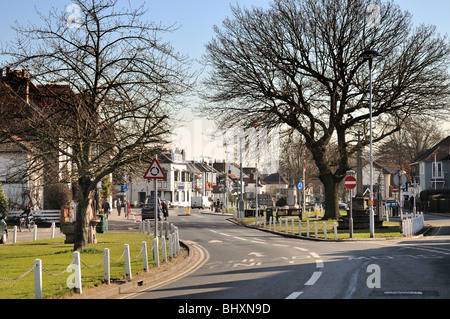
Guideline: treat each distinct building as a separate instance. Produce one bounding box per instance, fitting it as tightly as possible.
[0,135,44,210]
[261,172,289,201]
[410,136,450,192]
[119,149,219,208]
[361,162,402,200]
[0,68,75,210]
[120,149,191,207]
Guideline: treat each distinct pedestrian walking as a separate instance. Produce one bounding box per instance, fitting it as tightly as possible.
[162,200,169,221]
[117,198,122,216]
[102,199,111,219]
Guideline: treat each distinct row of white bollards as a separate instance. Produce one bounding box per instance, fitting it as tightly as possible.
[33,225,180,299]
[265,216,338,240]
[11,222,57,244]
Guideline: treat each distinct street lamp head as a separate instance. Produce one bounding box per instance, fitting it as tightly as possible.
[360,50,381,60]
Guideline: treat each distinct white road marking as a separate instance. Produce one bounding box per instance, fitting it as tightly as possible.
[305,271,322,286]
[286,292,303,299]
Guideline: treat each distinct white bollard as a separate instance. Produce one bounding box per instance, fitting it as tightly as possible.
[269,216,272,230]
[104,248,110,284]
[168,234,173,259]
[162,236,167,264]
[314,221,318,238]
[299,220,302,236]
[142,241,148,272]
[285,218,288,234]
[51,222,55,239]
[291,219,295,235]
[153,237,160,267]
[73,252,82,294]
[33,225,38,241]
[334,222,338,240]
[306,220,310,237]
[34,259,42,299]
[279,219,282,232]
[124,244,132,280]
[175,227,180,255]
[13,226,17,243]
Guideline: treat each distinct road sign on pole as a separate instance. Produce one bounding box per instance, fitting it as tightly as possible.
[143,159,166,180]
[297,182,303,190]
[392,186,399,194]
[344,176,357,190]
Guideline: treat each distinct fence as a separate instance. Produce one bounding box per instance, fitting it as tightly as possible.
[6,210,61,225]
[0,224,180,299]
[402,213,425,237]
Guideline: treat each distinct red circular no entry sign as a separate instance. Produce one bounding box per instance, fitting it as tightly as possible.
[344,176,357,190]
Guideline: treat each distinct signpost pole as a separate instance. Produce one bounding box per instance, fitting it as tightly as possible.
[345,173,356,239]
[143,156,167,238]
[154,178,158,238]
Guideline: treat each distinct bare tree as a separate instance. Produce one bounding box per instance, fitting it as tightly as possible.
[201,0,450,219]
[1,0,193,249]
[375,117,448,166]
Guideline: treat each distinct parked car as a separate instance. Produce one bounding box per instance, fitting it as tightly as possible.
[339,202,348,210]
[141,197,162,220]
[191,196,211,209]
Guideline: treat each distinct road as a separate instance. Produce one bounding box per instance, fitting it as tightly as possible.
[119,209,450,300]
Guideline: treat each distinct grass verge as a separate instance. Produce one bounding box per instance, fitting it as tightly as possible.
[0,232,168,299]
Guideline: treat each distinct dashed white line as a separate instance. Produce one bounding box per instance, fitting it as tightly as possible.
[305,271,323,286]
[286,292,303,299]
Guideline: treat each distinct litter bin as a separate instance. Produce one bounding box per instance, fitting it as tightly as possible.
[96,214,105,233]
[266,208,274,220]
[244,209,255,217]
[392,206,399,217]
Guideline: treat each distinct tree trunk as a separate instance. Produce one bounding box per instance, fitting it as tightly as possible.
[74,177,93,251]
[319,172,341,220]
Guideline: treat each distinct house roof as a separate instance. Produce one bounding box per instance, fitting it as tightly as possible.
[262,172,289,185]
[373,161,401,175]
[411,136,450,165]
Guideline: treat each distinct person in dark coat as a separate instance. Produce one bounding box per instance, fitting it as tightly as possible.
[162,200,169,221]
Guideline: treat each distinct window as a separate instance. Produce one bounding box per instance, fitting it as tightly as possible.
[432,162,444,179]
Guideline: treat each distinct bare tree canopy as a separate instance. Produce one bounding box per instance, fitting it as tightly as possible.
[201,0,450,219]
[1,0,194,249]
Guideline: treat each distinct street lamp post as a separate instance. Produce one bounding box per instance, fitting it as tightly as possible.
[252,124,260,226]
[360,49,381,238]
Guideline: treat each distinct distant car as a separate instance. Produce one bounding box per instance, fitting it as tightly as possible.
[383,199,398,207]
[339,202,348,210]
[141,197,162,220]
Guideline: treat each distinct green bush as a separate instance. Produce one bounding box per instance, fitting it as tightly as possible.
[0,182,8,217]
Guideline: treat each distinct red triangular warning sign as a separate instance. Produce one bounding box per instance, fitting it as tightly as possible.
[143,159,167,180]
